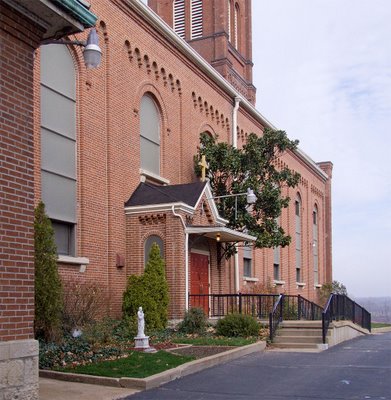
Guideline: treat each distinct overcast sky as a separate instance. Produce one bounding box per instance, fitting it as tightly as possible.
[252,1,391,297]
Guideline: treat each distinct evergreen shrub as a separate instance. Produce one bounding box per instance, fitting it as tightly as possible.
[122,243,169,332]
[34,201,63,342]
[216,313,259,337]
[178,308,207,334]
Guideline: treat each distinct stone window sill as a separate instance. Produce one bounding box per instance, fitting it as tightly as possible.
[58,255,89,272]
[296,282,306,288]
[315,284,322,289]
[273,280,285,286]
[140,169,170,185]
[243,277,259,282]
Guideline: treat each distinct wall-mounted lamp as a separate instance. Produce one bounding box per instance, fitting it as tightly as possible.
[210,188,257,220]
[216,233,221,242]
[41,28,102,69]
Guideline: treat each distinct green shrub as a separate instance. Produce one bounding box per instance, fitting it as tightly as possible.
[178,308,207,334]
[34,202,63,342]
[216,313,259,337]
[122,243,169,332]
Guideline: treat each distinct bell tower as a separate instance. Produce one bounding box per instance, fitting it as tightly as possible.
[148,0,256,104]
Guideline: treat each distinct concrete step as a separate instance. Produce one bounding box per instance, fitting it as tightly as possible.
[279,328,323,337]
[271,342,319,349]
[280,320,323,328]
[274,335,321,344]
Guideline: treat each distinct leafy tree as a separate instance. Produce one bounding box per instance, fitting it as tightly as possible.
[194,128,300,256]
[320,280,348,305]
[122,243,169,331]
[34,201,63,341]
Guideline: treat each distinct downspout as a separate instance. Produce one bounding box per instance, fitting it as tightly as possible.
[172,205,189,310]
[232,97,241,293]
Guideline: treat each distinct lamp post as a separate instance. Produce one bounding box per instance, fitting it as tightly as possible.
[41,28,102,69]
[212,188,257,221]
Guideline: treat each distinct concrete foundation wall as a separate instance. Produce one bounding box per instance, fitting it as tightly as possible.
[0,340,39,400]
[327,321,369,347]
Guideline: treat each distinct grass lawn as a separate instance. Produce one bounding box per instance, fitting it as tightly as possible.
[371,322,391,328]
[171,336,257,346]
[59,351,195,378]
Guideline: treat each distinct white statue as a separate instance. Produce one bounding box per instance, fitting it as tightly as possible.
[137,306,145,338]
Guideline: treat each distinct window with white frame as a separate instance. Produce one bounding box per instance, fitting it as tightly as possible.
[243,245,252,277]
[40,44,77,256]
[313,205,319,285]
[295,195,302,282]
[140,94,160,176]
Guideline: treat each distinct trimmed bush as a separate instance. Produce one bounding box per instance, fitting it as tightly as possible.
[216,313,259,337]
[34,202,63,342]
[122,243,169,332]
[178,308,207,334]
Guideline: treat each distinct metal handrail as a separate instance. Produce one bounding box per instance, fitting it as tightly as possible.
[269,294,283,341]
[322,294,371,344]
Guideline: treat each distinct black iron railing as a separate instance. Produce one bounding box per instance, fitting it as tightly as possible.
[322,294,371,343]
[269,294,283,341]
[189,293,279,318]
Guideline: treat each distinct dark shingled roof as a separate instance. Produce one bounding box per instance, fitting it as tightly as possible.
[125,181,207,208]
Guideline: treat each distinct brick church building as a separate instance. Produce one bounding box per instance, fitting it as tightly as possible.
[33,0,333,320]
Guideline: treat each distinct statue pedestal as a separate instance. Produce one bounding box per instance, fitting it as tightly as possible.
[134,335,150,349]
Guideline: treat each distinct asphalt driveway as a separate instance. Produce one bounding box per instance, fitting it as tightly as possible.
[124,332,391,400]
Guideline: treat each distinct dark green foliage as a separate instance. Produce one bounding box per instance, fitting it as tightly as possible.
[194,129,300,257]
[39,336,121,370]
[178,308,207,334]
[34,201,63,342]
[216,313,259,337]
[122,243,169,332]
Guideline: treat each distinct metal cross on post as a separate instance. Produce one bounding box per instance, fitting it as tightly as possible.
[198,155,209,182]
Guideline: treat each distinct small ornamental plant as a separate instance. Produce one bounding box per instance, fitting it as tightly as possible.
[178,308,207,334]
[216,313,259,337]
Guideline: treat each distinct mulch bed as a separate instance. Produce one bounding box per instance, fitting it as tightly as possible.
[168,345,233,359]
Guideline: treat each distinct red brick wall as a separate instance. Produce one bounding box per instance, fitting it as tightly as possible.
[32,0,331,318]
[0,3,44,340]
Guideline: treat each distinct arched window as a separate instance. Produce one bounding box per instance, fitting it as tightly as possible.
[191,0,203,39]
[144,235,164,266]
[140,94,160,176]
[173,0,185,39]
[313,205,319,285]
[295,194,302,282]
[40,45,76,256]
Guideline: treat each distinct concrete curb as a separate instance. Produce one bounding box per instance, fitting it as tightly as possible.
[372,326,391,333]
[40,341,266,390]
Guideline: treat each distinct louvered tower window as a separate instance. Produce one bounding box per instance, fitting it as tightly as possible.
[191,0,203,39]
[234,3,239,49]
[174,0,185,39]
[228,0,232,41]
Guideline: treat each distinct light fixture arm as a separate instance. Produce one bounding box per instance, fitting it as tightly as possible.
[40,28,102,69]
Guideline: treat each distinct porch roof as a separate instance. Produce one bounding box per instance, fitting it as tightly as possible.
[186,226,256,243]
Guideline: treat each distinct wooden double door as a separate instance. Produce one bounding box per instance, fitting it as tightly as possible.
[190,252,209,315]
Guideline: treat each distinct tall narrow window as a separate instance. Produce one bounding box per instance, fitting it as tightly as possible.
[273,247,280,281]
[140,94,160,176]
[191,0,203,39]
[243,245,252,277]
[234,3,239,49]
[173,0,185,39]
[144,235,164,266]
[295,195,302,282]
[40,45,77,256]
[313,205,319,285]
